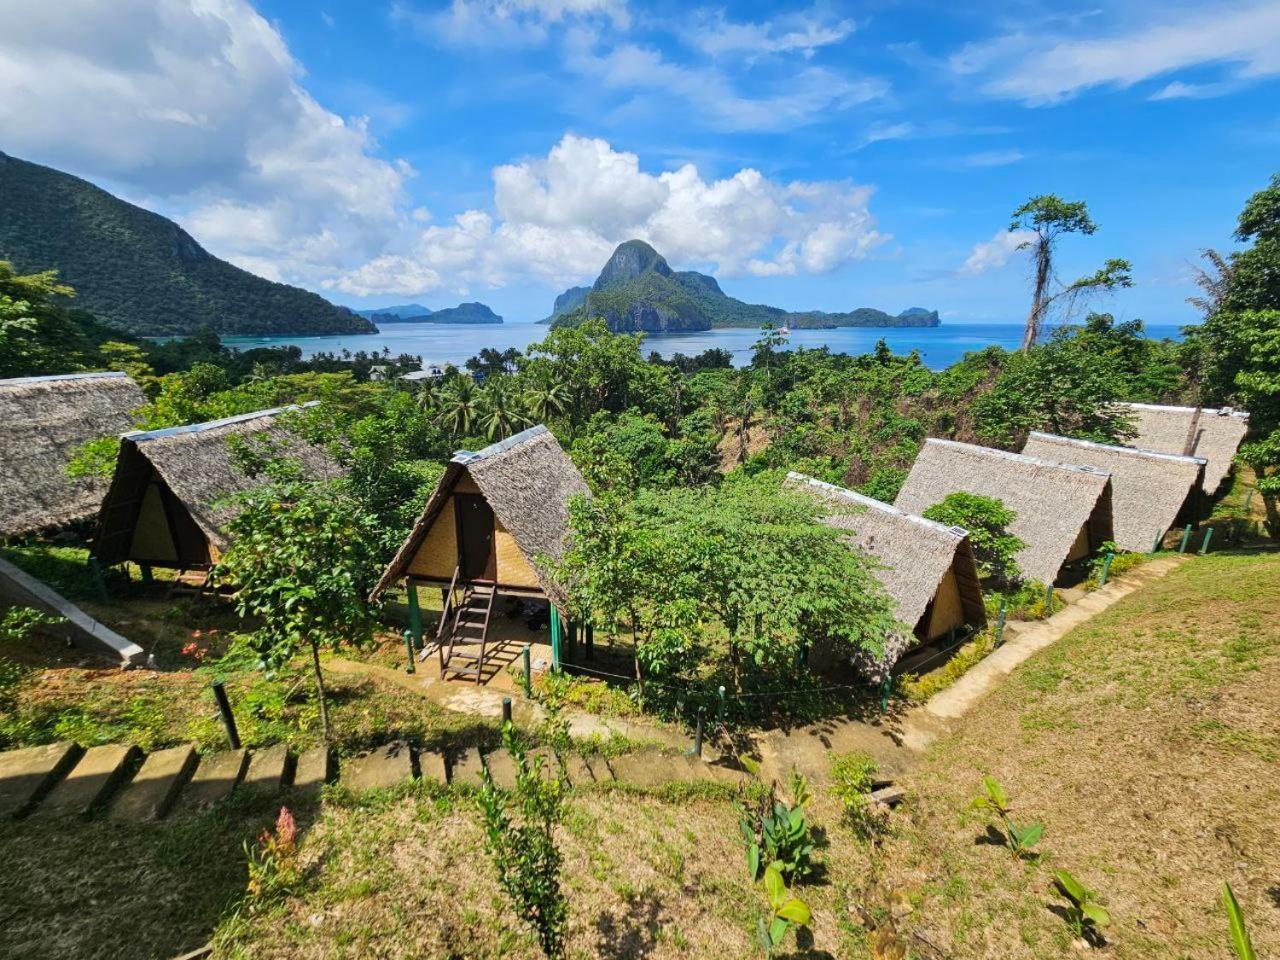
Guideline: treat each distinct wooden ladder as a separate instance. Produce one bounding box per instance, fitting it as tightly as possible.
[438,573,498,684]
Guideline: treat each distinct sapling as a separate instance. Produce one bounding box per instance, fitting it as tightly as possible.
[1223,882,1256,960]
[755,862,811,958]
[971,775,1043,859]
[1053,870,1109,943]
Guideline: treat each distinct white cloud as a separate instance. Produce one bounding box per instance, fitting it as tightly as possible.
[961,229,1035,275]
[334,133,888,295]
[0,0,411,286]
[687,8,854,60]
[951,2,1280,105]
[564,31,885,133]
[391,0,628,47]
[857,121,915,149]
[951,149,1026,169]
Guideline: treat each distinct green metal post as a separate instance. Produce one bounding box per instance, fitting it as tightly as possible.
[403,630,416,674]
[522,645,532,697]
[566,621,577,662]
[1151,528,1163,554]
[1043,584,1054,619]
[140,563,154,584]
[1243,488,1255,513]
[1097,552,1114,587]
[879,677,892,713]
[1178,523,1193,553]
[549,607,562,673]
[1199,527,1214,555]
[406,583,423,649]
[994,600,1007,646]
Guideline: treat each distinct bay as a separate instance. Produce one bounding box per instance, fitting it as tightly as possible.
[224,321,1188,373]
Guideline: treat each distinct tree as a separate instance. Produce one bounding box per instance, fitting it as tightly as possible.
[466,346,521,380]
[1008,196,1133,350]
[0,262,92,377]
[215,476,382,740]
[476,375,531,441]
[522,368,569,424]
[1221,173,1280,313]
[435,375,480,437]
[923,492,1025,588]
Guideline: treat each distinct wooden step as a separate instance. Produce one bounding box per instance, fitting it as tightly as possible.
[183,749,248,810]
[109,744,198,821]
[0,742,83,818]
[37,744,140,818]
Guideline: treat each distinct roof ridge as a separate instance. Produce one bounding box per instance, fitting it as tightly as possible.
[1,371,131,388]
[923,437,1112,479]
[1121,401,1250,420]
[786,472,968,539]
[124,401,318,443]
[1028,431,1207,465]
[452,424,549,465]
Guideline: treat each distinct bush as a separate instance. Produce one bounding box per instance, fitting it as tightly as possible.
[923,492,1025,588]
[900,628,996,702]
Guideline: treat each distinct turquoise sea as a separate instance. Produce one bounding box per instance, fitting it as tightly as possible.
[224,321,1188,373]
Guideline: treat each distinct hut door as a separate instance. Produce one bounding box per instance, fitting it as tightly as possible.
[455,494,496,580]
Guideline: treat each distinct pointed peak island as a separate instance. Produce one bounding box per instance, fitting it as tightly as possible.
[545,239,939,332]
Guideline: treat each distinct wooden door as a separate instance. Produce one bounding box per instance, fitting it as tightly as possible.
[455,494,496,580]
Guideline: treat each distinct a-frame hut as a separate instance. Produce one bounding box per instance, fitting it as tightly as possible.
[370,425,589,682]
[1119,403,1250,495]
[787,473,986,675]
[0,372,144,539]
[1022,432,1206,552]
[894,439,1115,586]
[91,404,340,579]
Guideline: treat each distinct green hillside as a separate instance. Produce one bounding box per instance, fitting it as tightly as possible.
[551,239,940,332]
[0,151,372,337]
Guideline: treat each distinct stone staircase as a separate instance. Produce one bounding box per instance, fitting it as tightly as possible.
[0,739,744,823]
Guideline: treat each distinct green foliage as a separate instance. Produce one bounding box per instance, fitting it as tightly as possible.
[0,261,102,377]
[66,435,121,480]
[900,628,996,702]
[476,723,569,959]
[923,492,1025,588]
[828,750,890,840]
[244,806,302,907]
[1223,882,1256,960]
[0,152,371,336]
[1053,869,1110,942]
[755,862,812,957]
[971,775,1044,859]
[0,607,60,715]
[738,774,817,885]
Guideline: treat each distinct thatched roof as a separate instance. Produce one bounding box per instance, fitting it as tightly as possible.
[787,473,985,675]
[0,372,144,538]
[371,425,589,604]
[1021,432,1205,552]
[92,403,342,562]
[894,439,1114,584]
[1119,403,1250,494]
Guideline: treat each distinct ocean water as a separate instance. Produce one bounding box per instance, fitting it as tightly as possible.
[223,321,1188,373]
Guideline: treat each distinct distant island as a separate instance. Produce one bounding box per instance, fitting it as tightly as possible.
[359,301,503,326]
[0,151,373,337]
[546,239,940,333]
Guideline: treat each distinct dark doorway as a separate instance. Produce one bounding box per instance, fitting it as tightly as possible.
[455,494,496,580]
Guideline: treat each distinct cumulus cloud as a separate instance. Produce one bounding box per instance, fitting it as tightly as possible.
[334,134,887,295]
[961,229,1034,275]
[0,0,411,285]
[950,2,1280,105]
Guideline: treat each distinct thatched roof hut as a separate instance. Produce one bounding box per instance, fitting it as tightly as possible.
[0,372,145,539]
[371,425,589,605]
[1022,432,1205,552]
[787,473,986,674]
[92,403,341,571]
[894,439,1115,585]
[1119,403,1250,494]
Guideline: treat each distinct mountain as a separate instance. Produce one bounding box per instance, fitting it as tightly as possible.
[355,303,434,322]
[0,151,372,337]
[544,285,590,323]
[547,239,941,333]
[426,302,502,324]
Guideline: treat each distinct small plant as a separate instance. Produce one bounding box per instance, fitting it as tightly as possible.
[829,751,888,839]
[739,775,817,885]
[755,862,811,958]
[1223,882,1256,960]
[477,723,568,959]
[1053,869,1109,944]
[245,806,302,905]
[971,775,1043,859]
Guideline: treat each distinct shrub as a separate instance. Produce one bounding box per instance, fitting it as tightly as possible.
[738,771,817,885]
[901,628,996,702]
[245,806,302,906]
[923,492,1025,588]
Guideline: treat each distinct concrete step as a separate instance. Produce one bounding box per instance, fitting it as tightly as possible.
[608,751,684,787]
[242,744,293,793]
[183,749,248,810]
[292,746,332,795]
[109,744,198,822]
[37,743,140,818]
[483,748,554,790]
[557,752,613,786]
[342,741,414,792]
[0,741,83,818]
[448,746,485,787]
[418,749,448,785]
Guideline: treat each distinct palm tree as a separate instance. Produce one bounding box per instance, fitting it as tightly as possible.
[435,376,478,437]
[477,376,531,441]
[523,370,569,424]
[416,377,443,416]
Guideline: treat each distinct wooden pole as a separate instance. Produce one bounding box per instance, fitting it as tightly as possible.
[406,583,423,650]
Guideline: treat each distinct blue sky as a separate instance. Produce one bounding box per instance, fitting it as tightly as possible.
[3,1,1279,325]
